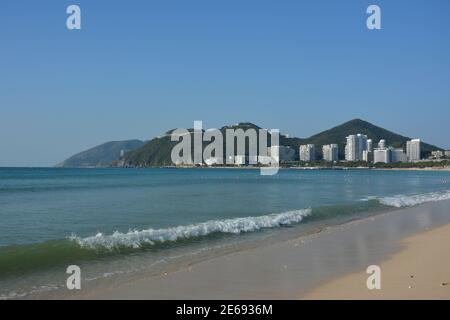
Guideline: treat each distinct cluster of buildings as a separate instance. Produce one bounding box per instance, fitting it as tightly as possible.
[203,134,447,166]
[293,135,423,164]
[373,140,408,163]
[344,134,371,162]
[343,135,421,164]
[298,143,339,162]
[430,150,450,160]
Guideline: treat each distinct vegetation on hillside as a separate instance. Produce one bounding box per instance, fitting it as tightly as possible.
[120,119,443,167]
[56,140,144,167]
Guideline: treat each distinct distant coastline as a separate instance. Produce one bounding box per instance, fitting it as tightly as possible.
[56,119,448,169]
[47,162,450,172]
[132,162,450,172]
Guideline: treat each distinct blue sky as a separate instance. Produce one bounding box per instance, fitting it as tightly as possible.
[1,0,449,166]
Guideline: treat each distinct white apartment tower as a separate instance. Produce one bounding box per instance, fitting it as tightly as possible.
[345,134,368,161]
[299,144,316,162]
[374,148,391,163]
[367,139,373,152]
[345,135,356,161]
[406,139,421,162]
[390,148,407,163]
[322,144,339,162]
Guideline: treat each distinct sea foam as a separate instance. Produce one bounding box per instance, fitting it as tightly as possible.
[378,190,450,208]
[70,209,312,250]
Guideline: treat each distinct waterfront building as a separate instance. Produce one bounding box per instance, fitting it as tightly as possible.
[374,148,391,163]
[406,139,421,162]
[322,144,339,162]
[367,139,373,152]
[362,150,372,162]
[300,144,316,162]
[345,134,368,161]
[390,148,407,163]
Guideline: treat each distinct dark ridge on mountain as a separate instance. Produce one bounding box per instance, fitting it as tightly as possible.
[121,119,442,166]
[56,140,144,168]
[223,122,262,130]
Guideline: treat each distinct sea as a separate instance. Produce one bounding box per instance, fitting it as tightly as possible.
[0,167,449,299]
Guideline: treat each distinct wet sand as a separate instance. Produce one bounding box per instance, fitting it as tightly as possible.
[72,199,450,300]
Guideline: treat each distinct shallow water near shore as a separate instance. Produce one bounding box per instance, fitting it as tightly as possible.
[57,199,450,299]
[0,167,449,299]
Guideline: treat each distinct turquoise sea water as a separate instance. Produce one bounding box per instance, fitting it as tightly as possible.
[0,167,449,298]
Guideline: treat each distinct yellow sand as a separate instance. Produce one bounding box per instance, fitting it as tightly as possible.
[303,223,450,299]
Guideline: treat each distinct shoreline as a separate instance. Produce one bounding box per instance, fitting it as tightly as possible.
[53,198,450,300]
[143,166,450,172]
[34,164,450,172]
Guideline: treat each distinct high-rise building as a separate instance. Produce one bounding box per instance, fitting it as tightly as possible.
[362,150,371,162]
[390,148,407,163]
[299,144,315,162]
[367,139,373,152]
[345,135,356,161]
[357,134,368,160]
[345,134,368,161]
[378,139,386,149]
[322,144,338,162]
[374,148,391,163]
[406,139,421,162]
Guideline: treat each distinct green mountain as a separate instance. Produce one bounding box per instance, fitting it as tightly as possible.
[120,119,442,166]
[282,118,441,160]
[119,123,263,167]
[56,140,144,168]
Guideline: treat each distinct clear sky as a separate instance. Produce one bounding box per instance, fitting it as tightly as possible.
[1,0,449,166]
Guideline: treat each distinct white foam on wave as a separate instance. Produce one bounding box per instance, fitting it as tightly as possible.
[378,190,450,208]
[70,209,312,250]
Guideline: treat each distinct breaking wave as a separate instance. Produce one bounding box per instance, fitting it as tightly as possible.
[70,209,312,250]
[378,190,450,208]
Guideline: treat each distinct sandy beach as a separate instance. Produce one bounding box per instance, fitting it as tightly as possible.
[58,199,450,300]
[304,223,450,299]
